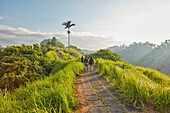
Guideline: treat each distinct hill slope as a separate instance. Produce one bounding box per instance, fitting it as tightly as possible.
[108,40,170,75]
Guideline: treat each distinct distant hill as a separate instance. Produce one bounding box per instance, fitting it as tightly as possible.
[0,45,4,50]
[81,49,96,55]
[108,39,170,75]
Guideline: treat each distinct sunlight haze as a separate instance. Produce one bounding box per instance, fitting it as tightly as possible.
[0,0,170,50]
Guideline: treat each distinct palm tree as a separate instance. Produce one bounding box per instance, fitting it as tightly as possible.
[62,21,75,59]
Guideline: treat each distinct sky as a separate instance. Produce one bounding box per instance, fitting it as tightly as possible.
[0,0,170,50]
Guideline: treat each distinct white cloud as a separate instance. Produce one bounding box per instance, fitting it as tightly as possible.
[0,25,121,50]
[0,16,2,20]
[92,0,170,44]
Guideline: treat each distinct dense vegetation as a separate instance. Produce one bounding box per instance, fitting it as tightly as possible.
[0,44,53,90]
[0,37,82,90]
[61,48,82,59]
[96,58,170,112]
[0,51,84,112]
[108,39,170,75]
[0,37,84,112]
[1,36,169,112]
[40,37,64,48]
[88,49,121,61]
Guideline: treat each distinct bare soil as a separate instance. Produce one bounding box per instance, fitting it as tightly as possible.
[75,74,92,113]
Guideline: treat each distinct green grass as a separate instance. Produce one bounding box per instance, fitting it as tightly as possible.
[61,48,82,59]
[96,58,170,111]
[0,52,84,113]
[59,51,75,61]
[45,50,61,61]
[135,66,170,87]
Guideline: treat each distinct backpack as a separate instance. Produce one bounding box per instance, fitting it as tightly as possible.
[84,58,88,63]
[89,58,94,64]
[81,57,84,63]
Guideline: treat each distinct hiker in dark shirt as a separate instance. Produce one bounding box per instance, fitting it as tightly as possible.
[89,56,94,72]
[81,56,84,63]
[84,55,88,71]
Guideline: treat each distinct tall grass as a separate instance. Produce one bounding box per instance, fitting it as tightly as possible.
[61,48,82,59]
[45,50,61,61]
[96,58,170,111]
[136,66,170,87]
[59,51,75,61]
[0,52,84,112]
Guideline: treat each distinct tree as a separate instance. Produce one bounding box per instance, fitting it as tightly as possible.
[62,21,75,59]
[40,37,65,48]
[88,49,121,61]
[0,45,48,90]
[33,44,43,56]
[40,39,52,46]
[51,37,58,47]
[0,49,3,60]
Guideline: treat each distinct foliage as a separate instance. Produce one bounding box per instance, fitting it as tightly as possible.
[0,45,58,90]
[88,49,121,61]
[41,45,51,54]
[69,45,81,51]
[59,51,75,61]
[0,49,3,60]
[45,50,60,61]
[69,45,85,55]
[135,66,170,86]
[108,40,170,75]
[96,58,170,111]
[40,37,64,48]
[0,38,85,112]
[0,60,84,112]
[61,48,82,59]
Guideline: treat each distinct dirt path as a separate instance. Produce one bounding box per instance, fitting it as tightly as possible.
[76,67,144,113]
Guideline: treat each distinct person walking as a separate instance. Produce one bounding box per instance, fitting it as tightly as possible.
[89,56,94,72]
[84,55,88,72]
[81,56,84,63]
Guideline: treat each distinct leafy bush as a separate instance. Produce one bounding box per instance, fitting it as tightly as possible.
[0,46,59,90]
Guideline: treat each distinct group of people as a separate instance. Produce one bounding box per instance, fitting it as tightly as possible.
[81,55,94,72]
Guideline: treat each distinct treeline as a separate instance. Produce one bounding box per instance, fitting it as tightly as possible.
[0,37,82,91]
[108,39,170,75]
[0,44,52,90]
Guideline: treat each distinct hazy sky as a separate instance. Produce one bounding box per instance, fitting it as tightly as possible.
[0,0,170,50]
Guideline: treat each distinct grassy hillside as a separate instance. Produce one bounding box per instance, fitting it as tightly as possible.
[61,48,82,59]
[88,49,121,61]
[96,58,170,112]
[0,51,84,112]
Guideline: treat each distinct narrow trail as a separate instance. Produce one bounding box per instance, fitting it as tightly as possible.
[76,67,143,113]
[56,51,63,59]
